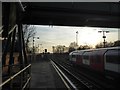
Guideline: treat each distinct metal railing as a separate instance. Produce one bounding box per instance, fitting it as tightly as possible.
[1,64,31,89]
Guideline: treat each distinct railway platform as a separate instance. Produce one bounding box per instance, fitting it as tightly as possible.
[30,59,67,89]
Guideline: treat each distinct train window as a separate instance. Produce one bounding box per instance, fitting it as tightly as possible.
[106,55,120,64]
[83,51,92,60]
[105,49,120,64]
[83,55,90,65]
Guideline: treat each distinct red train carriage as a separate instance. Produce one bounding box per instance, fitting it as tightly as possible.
[69,47,120,80]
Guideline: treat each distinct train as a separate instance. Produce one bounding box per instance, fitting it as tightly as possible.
[69,47,120,81]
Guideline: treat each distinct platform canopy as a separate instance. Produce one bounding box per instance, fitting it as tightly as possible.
[22,2,120,28]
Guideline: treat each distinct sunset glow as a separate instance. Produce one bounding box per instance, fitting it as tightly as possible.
[31,25,119,52]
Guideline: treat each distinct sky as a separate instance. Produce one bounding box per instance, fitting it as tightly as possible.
[30,25,119,53]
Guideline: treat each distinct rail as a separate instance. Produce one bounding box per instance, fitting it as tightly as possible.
[51,59,101,90]
[1,64,31,89]
[51,60,78,90]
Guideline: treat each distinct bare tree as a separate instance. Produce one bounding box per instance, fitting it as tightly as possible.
[77,45,92,50]
[68,42,77,52]
[69,42,78,48]
[53,45,67,53]
[114,40,120,46]
[23,25,36,53]
[95,41,114,48]
[95,42,103,48]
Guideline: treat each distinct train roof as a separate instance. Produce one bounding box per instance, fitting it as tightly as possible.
[92,46,120,51]
[69,50,80,55]
[69,49,91,55]
[69,47,120,55]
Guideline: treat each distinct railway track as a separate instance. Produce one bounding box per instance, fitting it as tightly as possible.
[51,59,101,90]
[50,54,118,88]
[59,60,116,88]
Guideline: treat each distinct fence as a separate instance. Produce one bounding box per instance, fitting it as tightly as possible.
[1,64,31,89]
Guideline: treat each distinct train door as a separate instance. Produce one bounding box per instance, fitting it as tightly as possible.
[76,51,84,65]
[90,50,106,72]
[82,51,91,67]
[104,49,120,79]
[70,53,77,64]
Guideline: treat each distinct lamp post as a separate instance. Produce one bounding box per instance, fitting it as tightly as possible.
[98,30,109,48]
[76,31,78,49]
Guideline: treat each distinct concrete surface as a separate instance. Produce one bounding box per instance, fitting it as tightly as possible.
[30,59,67,89]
